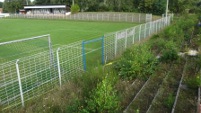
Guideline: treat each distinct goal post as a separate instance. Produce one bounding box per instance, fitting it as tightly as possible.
[0,34,54,64]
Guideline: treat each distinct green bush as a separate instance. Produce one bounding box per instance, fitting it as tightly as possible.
[186,75,201,89]
[71,4,80,14]
[160,40,179,62]
[83,76,120,113]
[164,93,175,109]
[114,45,157,80]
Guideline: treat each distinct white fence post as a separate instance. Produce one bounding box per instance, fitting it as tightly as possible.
[144,23,147,38]
[139,13,141,23]
[119,14,120,22]
[133,27,136,44]
[56,48,62,87]
[115,32,118,57]
[125,29,128,49]
[16,59,24,107]
[156,21,158,33]
[149,22,152,36]
[126,14,128,22]
[139,25,142,42]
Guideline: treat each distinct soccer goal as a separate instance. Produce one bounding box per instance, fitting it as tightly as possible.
[0,34,54,64]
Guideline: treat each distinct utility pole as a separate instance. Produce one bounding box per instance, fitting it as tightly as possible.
[166,0,169,24]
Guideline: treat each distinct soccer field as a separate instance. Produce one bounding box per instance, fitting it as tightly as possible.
[0,18,139,110]
[0,15,170,111]
[0,19,138,45]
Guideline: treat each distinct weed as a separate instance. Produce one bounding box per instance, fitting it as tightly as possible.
[164,93,175,109]
[83,76,120,113]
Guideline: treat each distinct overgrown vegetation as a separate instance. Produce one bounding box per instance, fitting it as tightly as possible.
[114,45,157,80]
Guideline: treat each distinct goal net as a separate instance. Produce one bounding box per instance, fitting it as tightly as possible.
[0,34,53,64]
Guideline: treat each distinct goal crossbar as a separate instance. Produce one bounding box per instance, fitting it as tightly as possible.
[0,34,50,46]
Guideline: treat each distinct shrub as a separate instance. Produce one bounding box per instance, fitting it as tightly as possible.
[160,40,179,62]
[83,76,120,113]
[71,4,80,14]
[186,75,201,89]
[114,45,157,80]
[164,93,175,109]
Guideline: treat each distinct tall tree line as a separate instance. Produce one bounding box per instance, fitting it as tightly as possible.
[3,0,31,13]
[0,2,3,8]
[2,0,201,14]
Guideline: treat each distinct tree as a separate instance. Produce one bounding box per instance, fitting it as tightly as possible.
[0,2,3,8]
[34,0,51,5]
[3,0,31,13]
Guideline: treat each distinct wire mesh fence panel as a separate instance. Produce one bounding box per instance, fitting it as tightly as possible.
[127,27,135,48]
[115,30,127,57]
[58,42,83,83]
[0,61,21,110]
[18,51,59,106]
[104,32,116,63]
[139,24,145,40]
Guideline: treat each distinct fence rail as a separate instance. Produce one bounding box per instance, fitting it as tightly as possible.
[7,12,152,23]
[0,15,172,111]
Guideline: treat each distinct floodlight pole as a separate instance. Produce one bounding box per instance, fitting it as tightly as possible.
[166,0,169,24]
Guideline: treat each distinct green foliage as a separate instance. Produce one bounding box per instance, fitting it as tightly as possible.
[114,45,157,80]
[0,2,3,8]
[160,41,179,62]
[71,4,80,14]
[186,75,201,89]
[164,93,175,109]
[83,76,120,113]
[66,98,82,112]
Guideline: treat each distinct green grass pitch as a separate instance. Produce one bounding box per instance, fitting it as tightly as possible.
[0,18,138,63]
[0,19,138,45]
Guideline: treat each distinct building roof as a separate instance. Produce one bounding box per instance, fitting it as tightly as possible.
[24,5,66,9]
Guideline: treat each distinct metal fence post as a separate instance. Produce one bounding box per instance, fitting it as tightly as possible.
[119,14,120,22]
[133,27,136,44]
[139,13,141,23]
[156,21,158,33]
[56,48,62,87]
[149,22,152,36]
[82,41,87,71]
[16,59,24,107]
[126,13,128,22]
[139,25,142,42]
[48,35,54,67]
[125,29,128,49]
[159,19,161,30]
[115,32,118,57]
[144,23,147,38]
[101,36,105,65]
